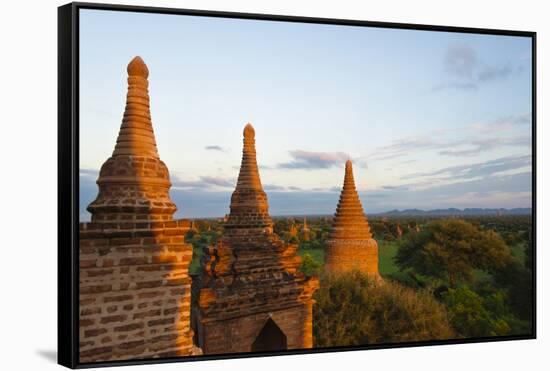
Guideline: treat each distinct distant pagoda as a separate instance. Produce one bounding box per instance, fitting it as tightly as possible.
[289,220,298,239]
[396,223,403,238]
[301,217,311,242]
[194,124,319,355]
[325,160,380,277]
[189,220,199,233]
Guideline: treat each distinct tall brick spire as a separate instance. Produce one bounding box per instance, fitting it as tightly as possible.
[87,56,176,222]
[225,123,273,232]
[112,56,159,158]
[330,160,373,240]
[325,160,379,277]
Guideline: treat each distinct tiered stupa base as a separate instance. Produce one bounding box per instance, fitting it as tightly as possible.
[325,239,379,277]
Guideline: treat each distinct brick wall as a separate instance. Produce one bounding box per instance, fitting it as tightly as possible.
[79,220,198,362]
[194,233,319,355]
[196,304,313,354]
[325,239,379,276]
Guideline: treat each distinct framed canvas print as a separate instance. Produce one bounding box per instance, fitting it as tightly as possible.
[58,2,536,368]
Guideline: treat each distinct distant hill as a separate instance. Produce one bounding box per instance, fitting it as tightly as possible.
[372,208,532,217]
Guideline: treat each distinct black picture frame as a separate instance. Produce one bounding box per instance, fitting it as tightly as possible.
[58,2,537,369]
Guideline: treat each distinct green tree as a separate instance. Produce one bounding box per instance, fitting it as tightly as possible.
[493,256,533,324]
[313,271,454,347]
[502,231,521,246]
[300,253,321,277]
[442,287,514,337]
[383,233,396,241]
[395,219,512,287]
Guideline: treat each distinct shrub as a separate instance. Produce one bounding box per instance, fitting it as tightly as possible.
[396,219,513,287]
[300,253,322,277]
[493,258,533,323]
[441,287,515,337]
[313,271,455,347]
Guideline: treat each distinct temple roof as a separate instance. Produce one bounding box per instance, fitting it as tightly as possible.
[329,160,373,240]
[225,124,272,231]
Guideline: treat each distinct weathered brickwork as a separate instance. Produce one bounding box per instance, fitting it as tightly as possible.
[79,57,198,363]
[79,221,195,361]
[325,160,380,277]
[195,305,313,354]
[194,124,319,355]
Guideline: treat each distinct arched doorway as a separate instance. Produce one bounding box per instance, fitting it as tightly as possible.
[251,318,287,352]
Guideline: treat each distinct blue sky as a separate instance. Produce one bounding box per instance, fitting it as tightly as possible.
[79,9,532,219]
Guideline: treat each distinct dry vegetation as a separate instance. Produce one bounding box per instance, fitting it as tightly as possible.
[313,271,455,347]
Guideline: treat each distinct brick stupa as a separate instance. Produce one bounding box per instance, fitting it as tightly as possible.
[301,217,311,242]
[325,160,380,277]
[87,56,174,222]
[193,124,319,354]
[79,57,198,362]
[289,221,298,239]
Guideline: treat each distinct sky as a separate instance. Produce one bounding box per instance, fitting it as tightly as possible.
[79,9,533,219]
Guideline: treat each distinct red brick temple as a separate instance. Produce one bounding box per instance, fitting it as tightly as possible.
[194,124,319,355]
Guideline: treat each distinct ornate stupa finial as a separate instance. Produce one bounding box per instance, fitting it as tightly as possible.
[225,123,272,232]
[87,56,176,222]
[345,159,352,171]
[244,123,255,140]
[112,56,159,158]
[127,56,149,78]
